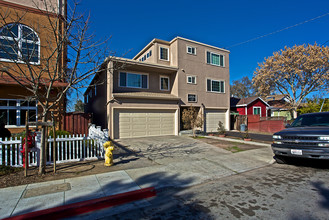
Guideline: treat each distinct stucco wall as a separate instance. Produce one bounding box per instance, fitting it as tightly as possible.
[176,38,230,108]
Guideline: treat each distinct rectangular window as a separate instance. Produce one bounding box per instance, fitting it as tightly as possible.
[253,107,261,115]
[0,99,37,126]
[160,76,169,90]
[187,76,196,84]
[188,94,197,103]
[160,47,169,61]
[187,46,196,55]
[206,51,224,67]
[207,79,225,93]
[119,72,148,89]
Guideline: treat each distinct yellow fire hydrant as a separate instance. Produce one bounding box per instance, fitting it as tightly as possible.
[103,141,114,167]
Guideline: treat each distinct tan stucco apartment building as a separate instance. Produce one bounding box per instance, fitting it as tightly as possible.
[85,37,230,139]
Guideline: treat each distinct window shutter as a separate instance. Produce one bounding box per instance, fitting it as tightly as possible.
[119,72,126,87]
[220,81,224,93]
[207,79,211,91]
[220,55,224,66]
[206,51,210,64]
[142,75,148,88]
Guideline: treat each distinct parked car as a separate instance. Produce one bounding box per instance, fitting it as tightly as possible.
[272,112,329,163]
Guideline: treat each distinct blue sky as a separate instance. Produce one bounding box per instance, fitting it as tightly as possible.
[78,0,329,87]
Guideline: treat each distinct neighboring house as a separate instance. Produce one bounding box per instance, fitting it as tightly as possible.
[84,37,230,139]
[230,96,269,117]
[265,94,292,120]
[0,0,67,133]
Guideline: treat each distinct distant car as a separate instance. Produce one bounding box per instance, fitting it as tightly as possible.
[272,112,329,163]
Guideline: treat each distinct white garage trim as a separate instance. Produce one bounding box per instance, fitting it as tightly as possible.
[112,108,178,139]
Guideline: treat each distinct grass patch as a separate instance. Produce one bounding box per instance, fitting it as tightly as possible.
[192,136,205,139]
[0,165,23,176]
[225,146,245,153]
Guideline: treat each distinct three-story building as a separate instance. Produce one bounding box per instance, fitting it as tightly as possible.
[85,37,230,139]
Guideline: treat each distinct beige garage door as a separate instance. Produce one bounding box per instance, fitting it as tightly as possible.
[114,109,176,139]
[205,109,227,133]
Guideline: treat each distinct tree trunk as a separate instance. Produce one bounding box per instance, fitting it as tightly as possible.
[38,116,47,175]
[292,108,298,119]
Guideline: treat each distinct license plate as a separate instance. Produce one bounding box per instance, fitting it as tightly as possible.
[291,149,302,155]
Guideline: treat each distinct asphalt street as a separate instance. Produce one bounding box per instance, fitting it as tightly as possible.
[107,159,329,219]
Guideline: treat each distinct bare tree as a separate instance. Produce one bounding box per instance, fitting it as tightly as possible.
[0,0,112,174]
[253,43,329,118]
[181,106,203,137]
[230,76,255,98]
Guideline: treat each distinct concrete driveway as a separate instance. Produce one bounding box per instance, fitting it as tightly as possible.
[115,135,231,165]
[114,135,274,189]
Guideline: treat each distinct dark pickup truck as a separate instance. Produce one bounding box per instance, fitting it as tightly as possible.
[272,112,329,163]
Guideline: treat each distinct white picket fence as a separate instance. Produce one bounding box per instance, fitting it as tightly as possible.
[0,135,105,167]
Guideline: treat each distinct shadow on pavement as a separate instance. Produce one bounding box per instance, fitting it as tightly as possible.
[282,157,329,169]
[12,171,213,219]
[311,181,329,211]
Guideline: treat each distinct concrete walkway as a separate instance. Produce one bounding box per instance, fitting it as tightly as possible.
[0,136,274,219]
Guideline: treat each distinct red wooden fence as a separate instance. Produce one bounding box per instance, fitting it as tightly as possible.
[63,112,92,135]
[247,115,285,134]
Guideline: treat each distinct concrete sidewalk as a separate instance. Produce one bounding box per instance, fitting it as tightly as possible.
[0,136,274,219]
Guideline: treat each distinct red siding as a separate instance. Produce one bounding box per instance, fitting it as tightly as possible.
[236,107,246,115]
[246,99,267,117]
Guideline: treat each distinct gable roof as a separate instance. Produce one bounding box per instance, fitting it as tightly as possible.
[265,94,287,101]
[230,96,269,107]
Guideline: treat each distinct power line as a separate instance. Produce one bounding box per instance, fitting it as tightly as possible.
[227,12,329,49]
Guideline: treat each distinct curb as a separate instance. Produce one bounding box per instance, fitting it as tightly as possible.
[3,187,156,220]
[200,135,272,147]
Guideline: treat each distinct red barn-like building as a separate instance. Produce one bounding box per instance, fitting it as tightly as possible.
[230,97,269,117]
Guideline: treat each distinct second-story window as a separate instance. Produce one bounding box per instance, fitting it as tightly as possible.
[119,72,148,89]
[187,46,196,55]
[0,23,40,64]
[160,76,169,90]
[160,47,169,61]
[206,51,224,67]
[207,79,225,93]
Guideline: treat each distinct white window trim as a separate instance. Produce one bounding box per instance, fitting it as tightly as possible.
[0,99,38,127]
[160,76,170,91]
[159,47,169,61]
[253,106,262,116]
[207,78,225,93]
[206,51,225,67]
[187,75,196,84]
[118,71,149,89]
[0,23,41,65]
[187,94,197,103]
[187,46,196,55]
